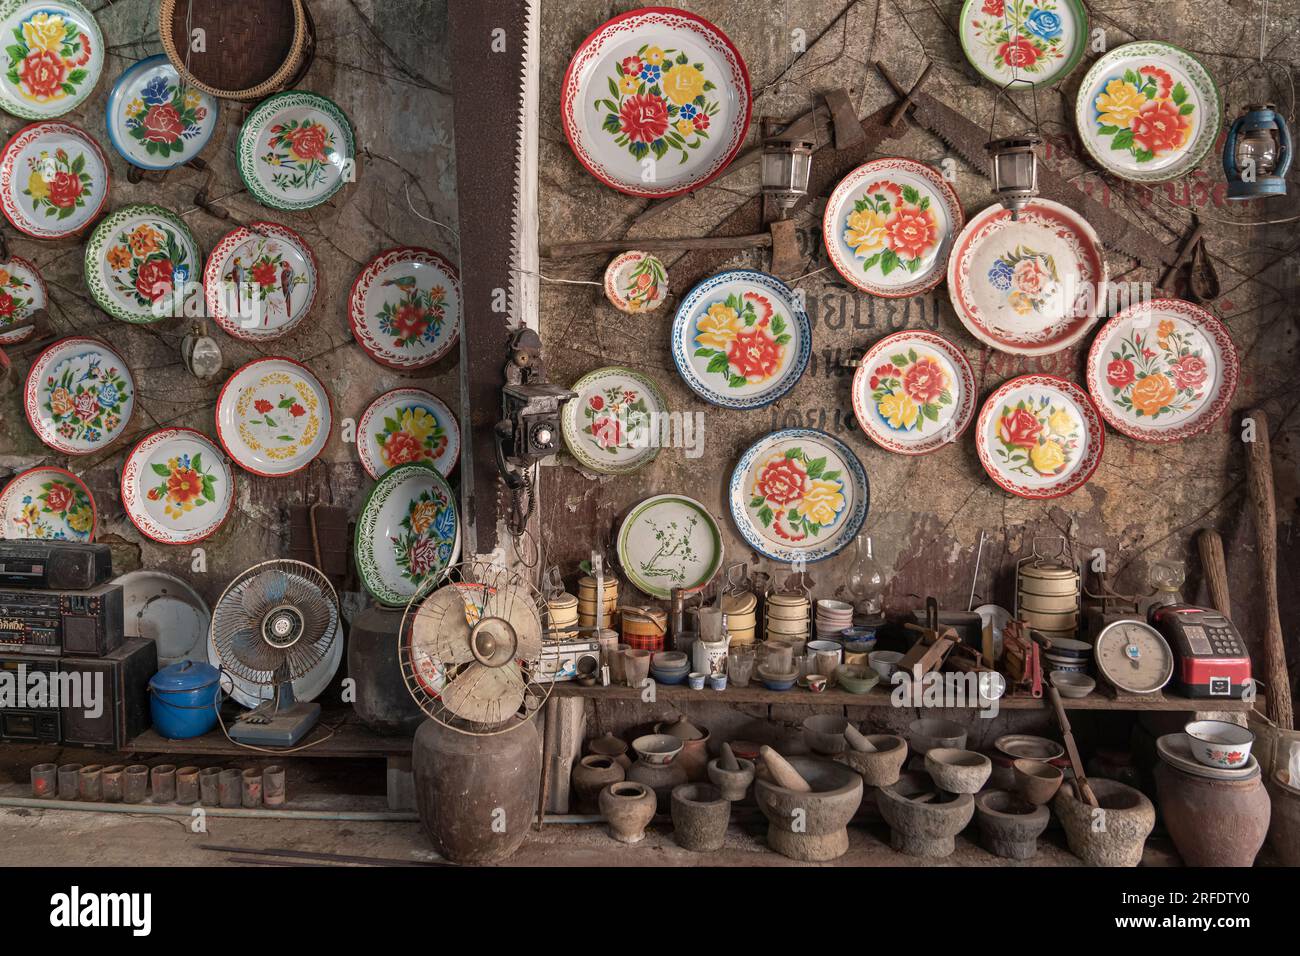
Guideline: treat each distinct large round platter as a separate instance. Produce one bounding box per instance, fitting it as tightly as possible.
[117,569,210,666]
[851,330,976,455]
[0,254,46,344]
[0,0,104,120]
[616,494,723,599]
[561,366,668,475]
[560,6,751,197]
[215,356,332,477]
[975,374,1103,499]
[357,387,460,480]
[120,427,234,545]
[1086,299,1237,443]
[23,335,134,454]
[349,246,460,370]
[355,461,461,608]
[1075,41,1222,183]
[958,0,1088,89]
[236,90,354,211]
[105,53,219,170]
[947,198,1106,355]
[823,158,963,298]
[672,269,810,408]
[729,428,869,563]
[0,120,108,238]
[0,465,95,540]
[204,221,318,341]
[84,203,201,323]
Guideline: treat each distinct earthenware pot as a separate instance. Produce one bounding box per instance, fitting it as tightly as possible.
[974,789,1050,860]
[908,718,967,755]
[1155,761,1269,867]
[925,748,992,794]
[707,756,756,801]
[655,717,711,782]
[1054,778,1154,867]
[837,733,909,787]
[572,754,626,813]
[755,756,863,862]
[588,733,632,770]
[600,781,657,844]
[802,715,849,755]
[671,783,731,851]
[1267,770,1300,866]
[1012,758,1063,805]
[628,755,688,812]
[877,771,975,858]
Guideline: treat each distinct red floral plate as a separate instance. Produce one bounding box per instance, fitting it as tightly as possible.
[0,465,95,541]
[24,335,134,454]
[560,7,751,197]
[975,374,1104,499]
[0,120,109,238]
[349,246,460,370]
[121,428,235,545]
[947,199,1106,356]
[215,357,332,478]
[0,254,46,344]
[357,387,460,480]
[1086,298,1237,443]
[560,366,668,475]
[823,158,963,298]
[204,222,318,341]
[851,330,975,455]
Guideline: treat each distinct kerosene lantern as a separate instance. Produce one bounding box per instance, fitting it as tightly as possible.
[985,79,1041,220]
[180,321,223,380]
[761,124,814,219]
[1224,104,1292,199]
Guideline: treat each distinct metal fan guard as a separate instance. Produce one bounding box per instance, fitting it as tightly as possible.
[399,560,551,736]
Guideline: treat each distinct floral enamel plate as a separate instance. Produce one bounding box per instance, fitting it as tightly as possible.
[616,494,723,599]
[823,158,963,298]
[204,222,318,341]
[0,120,108,238]
[959,0,1088,89]
[120,428,234,545]
[560,7,751,197]
[561,366,669,475]
[350,247,461,370]
[215,357,332,478]
[24,336,134,454]
[851,331,976,454]
[1075,41,1222,183]
[604,250,668,312]
[947,198,1106,355]
[105,54,219,170]
[357,387,460,480]
[1086,299,1237,443]
[0,255,46,344]
[84,204,201,323]
[672,269,810,409]
[237,90,355,211]
[355,461,461,607]
[976,374,1103,498]
[729,428,869,563]
[0,0,103,120]
[0,465,95,540]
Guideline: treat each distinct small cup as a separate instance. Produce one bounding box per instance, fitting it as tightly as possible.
[101,765,126,803]
[123,765,149,804]
[708,673,728,691]
[688,671,707,690]
[806,674,828,693]
[150,764,177,803]
[218,768,242,808]
[263,765,286,808]
[57,763,84,800]
[199,767,222,806]
[31,763,58,799]
[241,768,262,808]
[176,766,200,804]
[78,764,104,802]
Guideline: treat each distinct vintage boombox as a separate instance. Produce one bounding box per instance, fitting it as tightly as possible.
[537,637,601,682]
[0,581,124,657]
[0,540,112,590]
[0,655,61,743]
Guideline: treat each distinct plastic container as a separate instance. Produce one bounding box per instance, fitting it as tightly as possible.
[149,661,221,740]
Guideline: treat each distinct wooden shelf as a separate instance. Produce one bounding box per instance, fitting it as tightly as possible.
[125,709,411,759]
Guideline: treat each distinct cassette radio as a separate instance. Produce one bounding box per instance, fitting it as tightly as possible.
[0,581,123,657]
[0,540,112,590]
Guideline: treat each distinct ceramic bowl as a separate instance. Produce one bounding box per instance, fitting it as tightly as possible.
[908,717,968,755]
[869,650,904,680]
[688,672,707,690]
[806,674,828,693]
[1049,670,1095,698]
[651,669,687,685]
[924,748,992,794]
[995,734,1065,763]
[843,637,877,655]
[817,598,853,614]
[1012,758,1063,806]
[1184,720,1255,769]
[652,651,688,670]
[632,733,684,766]
[759,667,798,691]
[834,664,880,694]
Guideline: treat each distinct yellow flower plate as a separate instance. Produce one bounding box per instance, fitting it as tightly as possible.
[120,427,234,545]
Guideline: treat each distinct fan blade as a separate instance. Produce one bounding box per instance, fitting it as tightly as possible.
[411,585,475,666]
[490,586,543,661]
[441,661,526,724]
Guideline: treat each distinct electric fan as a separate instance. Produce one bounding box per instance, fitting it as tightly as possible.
[399,560,550,734]
[210,559,341,746]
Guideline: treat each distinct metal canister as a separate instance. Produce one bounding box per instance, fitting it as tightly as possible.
[30,763,57,799]
[175,766,200,804]
[218,769,242,807]
[199,767,222,806]
[150,765,177,803]
[263,765,286,807]
[241,768,262,808]
[101,765,125,802]
[78,765,104,802]
[57,763,83,800]
[123,765,149,804]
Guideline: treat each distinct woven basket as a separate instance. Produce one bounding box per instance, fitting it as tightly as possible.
[158,0,312,101]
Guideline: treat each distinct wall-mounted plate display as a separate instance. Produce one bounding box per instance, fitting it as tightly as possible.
[851,330,976,455]
[105,53,218,170]
[1086,298,1237,443]
[0,465,95,541]
[24,335,134,454]
[560,6,751,197]
[84,203,201,322]
[561,366,668,475]
[357,387,460,480]
[215,356,331,477]
[604,250,668,312]
[975,374,1103,498]
[823,158,963,298]
[729,428,869,563]
[958,0,1088,89]
[237,90,354,210]
[120,427,234,545]
[947,198,1106,355]
[355,461,460,607]
[0,254,46,345]
[0,0,104,119]
[349,246,460,371]
[0,120,108,238]
[616,494,723,599]
[204,221,318,341]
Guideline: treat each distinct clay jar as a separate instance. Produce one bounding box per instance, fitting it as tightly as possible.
[877,771,974,858]
[1267,770,1300,866]
[670,783,731,852]
[755,756,863,862]
[571,755,626,813]
[1155,762,1270,867]
[588,733,632,770]
[655,716,711,782]
[599,781,657,844]
[628,735,688,812]
[1054,778,1154,867]
[974,789,1050,860]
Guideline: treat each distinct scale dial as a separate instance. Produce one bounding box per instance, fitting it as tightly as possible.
[1094,617,1174,694]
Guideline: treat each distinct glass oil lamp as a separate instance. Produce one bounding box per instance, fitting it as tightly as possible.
[1224,104,1292,199]
[985,78,1042,220]
[761,130,814,219]
[844,532,886,619]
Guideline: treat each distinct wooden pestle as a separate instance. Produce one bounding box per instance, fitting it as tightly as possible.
[720,742,740,772]
[845,723,877,753]
[760,746,812,792]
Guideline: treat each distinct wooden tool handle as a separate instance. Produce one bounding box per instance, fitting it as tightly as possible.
[1244,409,1294,730]
[1196,529,1231,618]
[1048,687,1099,808]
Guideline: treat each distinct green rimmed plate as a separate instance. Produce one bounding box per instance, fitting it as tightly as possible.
[959,0,1088,89]
[237,90,355,211]
[83,203,201,323]
[0,0,104,120]
[561,366,669,475]
[616,493,723,599]
[355,461,461,608]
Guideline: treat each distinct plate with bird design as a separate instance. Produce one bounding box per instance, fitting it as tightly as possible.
[204,222,318,341]
[350,246,461,370]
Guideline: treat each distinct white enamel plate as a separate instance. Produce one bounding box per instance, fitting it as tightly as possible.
[204,221,318,341]
[355,461,461,607]
[350,247,461,370]
[237,90,355,211]
[561,366,669,475]
[215,357,332,477]
[357,387,460,480]
[83,203,201,323]
[616,494,723,599]
[121,428,234,545]
[105,54,219,170]
[0,465,95,540]
[0,120,108,238]
[24,335,134,454]
[0,0,104,120]
[0,254,46,344]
